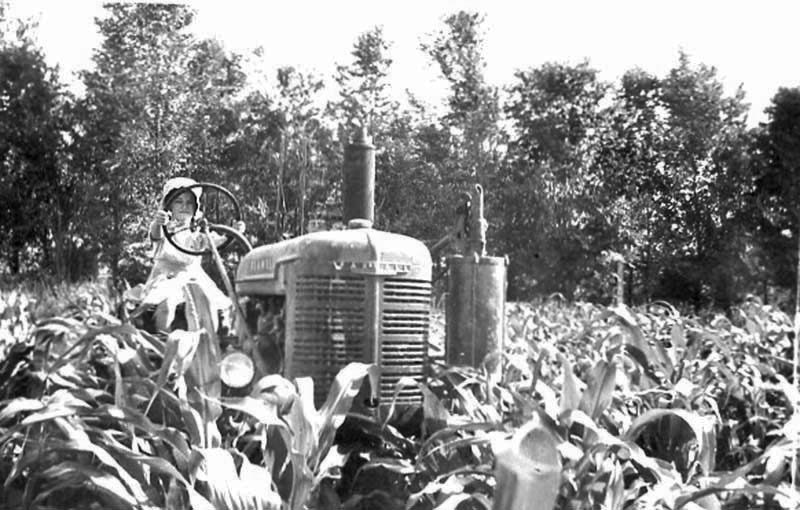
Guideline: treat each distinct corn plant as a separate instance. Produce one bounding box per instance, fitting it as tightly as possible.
[0,297,284,509]
[1,281,799,509]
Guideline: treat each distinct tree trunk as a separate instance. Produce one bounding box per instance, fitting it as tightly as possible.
[643,212,653,302]
[793,224,800,490]
[795,227,800,317]
[626,263,634,306]
[275,134,287,237]
[52,208,67,281]
[110,205,122,282]
[9,246,20,275]
[298,136,308,236]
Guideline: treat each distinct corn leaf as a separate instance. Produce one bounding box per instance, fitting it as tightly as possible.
[0,397,44,423]
[382,375,419,430]
[218,394,284,427]
[625,408,716,474]
[675,481,798,510]
[607,304,673,377]
[557,352,582,414]
[578,359,617,420]
[98,431,216,510]
[34,461,141,508]
[192,447,282,510]
[316,362,375,465]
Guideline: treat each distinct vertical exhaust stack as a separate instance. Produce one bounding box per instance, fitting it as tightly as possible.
[342,128,375,228]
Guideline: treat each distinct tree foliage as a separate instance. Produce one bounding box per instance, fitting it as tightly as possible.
[330,25,429,238]
[497,61,611,299]
[265,66,336,238]
[1,5,799,311]
[752,87,800,304]
[618,54,751,307]
[72,4,201,280]
[332,25,395,138]
[0,4,73,278]
[417,10,502,259]
[423,11,500,192]
[493,53,754,306]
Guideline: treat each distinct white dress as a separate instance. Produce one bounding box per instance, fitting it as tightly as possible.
[141,229,231,331]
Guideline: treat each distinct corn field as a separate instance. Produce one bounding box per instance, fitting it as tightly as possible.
[0,284,798,509]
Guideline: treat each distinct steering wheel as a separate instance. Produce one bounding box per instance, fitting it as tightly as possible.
[162,182,252,256]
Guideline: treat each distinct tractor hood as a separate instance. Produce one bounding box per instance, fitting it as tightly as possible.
[235,226,432,295]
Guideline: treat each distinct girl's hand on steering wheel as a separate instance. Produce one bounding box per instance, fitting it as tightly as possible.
[234,220,246,233]
[153,210,171,226]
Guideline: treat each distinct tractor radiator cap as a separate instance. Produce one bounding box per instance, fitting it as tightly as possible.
[347,218,373,229]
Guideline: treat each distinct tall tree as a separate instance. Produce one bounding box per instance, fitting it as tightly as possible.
[266,66,335,238]
[651,53,750,306]
[497,61,611,299]
[595,53,752,307]
[752,87,800,307]
[422,11,500,194]
[0,4,73,278]
[182,37,248,183]
[331,25,395,138]
[75,4,199,279]
[330,25,422,235]
[75,4,257,281]
[593,68,667,302]
[409,10,504,270]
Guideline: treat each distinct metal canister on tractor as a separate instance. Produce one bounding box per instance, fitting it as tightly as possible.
[441,185,508,373]
[446,253,507,368]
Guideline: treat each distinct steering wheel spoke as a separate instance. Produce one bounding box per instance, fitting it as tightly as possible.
[164,223,192,236]
[209,223,252,252]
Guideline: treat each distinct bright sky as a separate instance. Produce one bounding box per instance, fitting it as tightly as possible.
[8,0,800,126]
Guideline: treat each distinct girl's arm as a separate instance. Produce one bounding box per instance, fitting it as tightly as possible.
[150,210,170,241]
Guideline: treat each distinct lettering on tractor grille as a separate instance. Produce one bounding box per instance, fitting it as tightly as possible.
[294,276,366,404]
[380,279,431,405]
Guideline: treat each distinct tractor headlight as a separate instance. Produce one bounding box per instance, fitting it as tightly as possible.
[220,351,254,388]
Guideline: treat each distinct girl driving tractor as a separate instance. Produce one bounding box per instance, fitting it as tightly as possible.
[131,177,245,333]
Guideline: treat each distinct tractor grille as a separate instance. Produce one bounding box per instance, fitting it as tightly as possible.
[291,276,430,407]
[380,279,430,405]
[294,276,366,404]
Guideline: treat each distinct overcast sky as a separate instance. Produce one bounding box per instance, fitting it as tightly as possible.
[9,0,800,126]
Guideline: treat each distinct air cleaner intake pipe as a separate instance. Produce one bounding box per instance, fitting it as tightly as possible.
[342,127,375,227]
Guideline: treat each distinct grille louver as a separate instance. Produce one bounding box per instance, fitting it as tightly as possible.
[380,279,430,405]
[291,276,430,407]
[293,276,366,404]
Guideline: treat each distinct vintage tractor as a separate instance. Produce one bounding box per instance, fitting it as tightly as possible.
[234,130,431,408]
[235,128,508,409]
[161,129,507,410]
